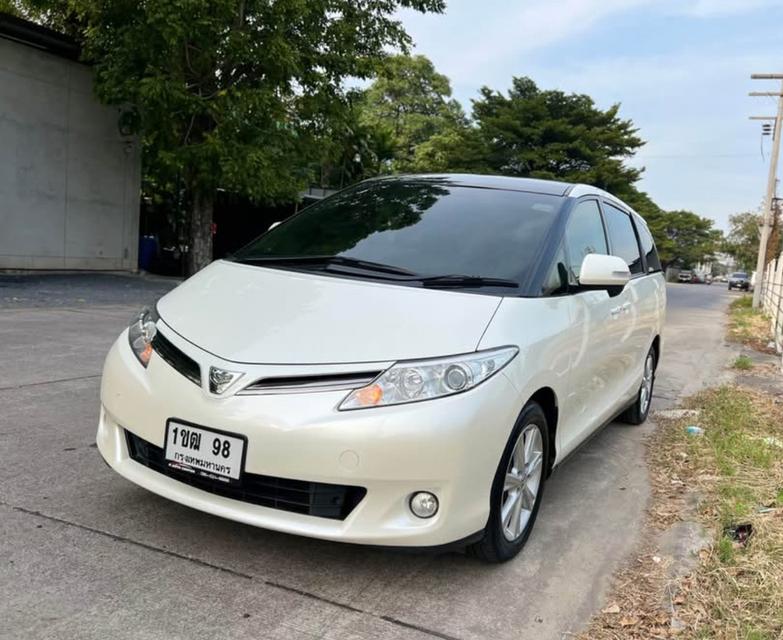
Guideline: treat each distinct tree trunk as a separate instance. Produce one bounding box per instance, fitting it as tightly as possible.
[188,191,214,275]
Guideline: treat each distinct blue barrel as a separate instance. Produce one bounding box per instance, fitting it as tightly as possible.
[138,235,158,271]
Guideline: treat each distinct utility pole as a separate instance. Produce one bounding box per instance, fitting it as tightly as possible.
[749,74,783,308]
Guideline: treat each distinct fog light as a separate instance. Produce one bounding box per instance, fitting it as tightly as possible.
[409,492,439,518]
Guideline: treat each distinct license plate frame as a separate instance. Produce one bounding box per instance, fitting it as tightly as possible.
[164,419,247,484]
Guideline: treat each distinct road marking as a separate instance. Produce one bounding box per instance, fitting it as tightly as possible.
[0,373,101,392]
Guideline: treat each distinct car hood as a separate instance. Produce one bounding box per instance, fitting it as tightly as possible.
[156,260,503,364]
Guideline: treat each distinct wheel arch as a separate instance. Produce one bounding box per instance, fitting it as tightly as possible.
[528,386,558,477]
[651,334,661,367]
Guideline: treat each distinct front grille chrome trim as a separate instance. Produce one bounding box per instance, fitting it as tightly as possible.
[238,371,381,395]
[151,332,201,386]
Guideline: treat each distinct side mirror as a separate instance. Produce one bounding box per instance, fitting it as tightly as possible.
[579,254,631,291]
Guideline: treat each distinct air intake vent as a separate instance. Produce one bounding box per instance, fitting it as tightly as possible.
[125,430,366,520]
[152,332,201,386]
[239,371,381,395]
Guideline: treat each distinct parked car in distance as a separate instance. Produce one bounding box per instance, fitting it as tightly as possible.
[678,270,693,283]
[97,174,666,563]
[728,272,750,291]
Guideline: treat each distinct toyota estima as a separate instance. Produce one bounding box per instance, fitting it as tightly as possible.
[97,174,665,562]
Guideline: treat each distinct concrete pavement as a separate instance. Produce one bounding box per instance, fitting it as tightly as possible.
[0,275,737,640]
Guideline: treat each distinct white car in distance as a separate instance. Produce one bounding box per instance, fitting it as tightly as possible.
[97,174,666,562]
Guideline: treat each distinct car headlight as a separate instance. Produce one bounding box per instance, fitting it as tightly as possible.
[338,346,518,410]
[128,307,158,367]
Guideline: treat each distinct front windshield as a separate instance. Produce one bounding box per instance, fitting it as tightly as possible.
[233,179,563,290]
[732,272,748,278]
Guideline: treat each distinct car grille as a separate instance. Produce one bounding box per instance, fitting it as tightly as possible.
[239,371,381,395]
[125,430,366,520]
[151,332,201,386]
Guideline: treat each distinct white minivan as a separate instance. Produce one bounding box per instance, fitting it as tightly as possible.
[97,174,666,562]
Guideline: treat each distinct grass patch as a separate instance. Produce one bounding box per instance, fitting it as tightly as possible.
[580,385,783,639]
[734,354,754,370]
[662,387,783,637]
[728,296,775,353]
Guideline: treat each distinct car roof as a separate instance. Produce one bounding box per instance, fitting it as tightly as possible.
[373,173,572,196]
[367,174,641,219]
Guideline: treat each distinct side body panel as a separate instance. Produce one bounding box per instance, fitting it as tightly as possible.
[476,296,574,464]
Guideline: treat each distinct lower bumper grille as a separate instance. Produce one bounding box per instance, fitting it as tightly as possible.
[125,430,366,520]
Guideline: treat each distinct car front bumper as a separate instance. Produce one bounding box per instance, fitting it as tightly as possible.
[96,331,520,547]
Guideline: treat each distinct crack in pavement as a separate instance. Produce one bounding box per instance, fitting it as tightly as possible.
[0,373,101,392]
[2,502,462,640]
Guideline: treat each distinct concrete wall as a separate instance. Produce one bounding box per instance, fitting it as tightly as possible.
[0,37,140,270]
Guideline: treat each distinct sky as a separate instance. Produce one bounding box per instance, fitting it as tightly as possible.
[398,0,783,230]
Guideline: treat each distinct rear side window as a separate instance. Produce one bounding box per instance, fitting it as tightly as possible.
[564,200,608,282]
[636,221,662,273]
[603,203,643,275]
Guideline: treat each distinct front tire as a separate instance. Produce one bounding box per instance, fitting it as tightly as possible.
[468,402,549,563]
[620,347,656,425]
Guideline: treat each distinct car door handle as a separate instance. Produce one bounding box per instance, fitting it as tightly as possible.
[621,302,632,314]
[610,306,622,318]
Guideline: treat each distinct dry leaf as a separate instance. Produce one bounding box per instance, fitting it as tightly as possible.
[602,603,621,614]
[619,615,639,627]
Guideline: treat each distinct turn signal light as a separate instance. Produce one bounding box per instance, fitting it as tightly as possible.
[352,384,384,407]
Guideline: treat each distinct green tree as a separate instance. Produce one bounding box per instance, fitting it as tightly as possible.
[460,77,644,194]
[19,0,444,273]
[643,209,721,269]
[361,54,467,170]
[723,209,783,271]
[725,212,761,271]
[315,90,396,190]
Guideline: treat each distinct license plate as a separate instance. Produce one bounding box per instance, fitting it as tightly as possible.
[165,420,246,483]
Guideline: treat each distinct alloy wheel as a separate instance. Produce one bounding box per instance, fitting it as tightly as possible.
[501,423,544,541]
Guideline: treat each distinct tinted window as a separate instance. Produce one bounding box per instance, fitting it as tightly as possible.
[603,202,643,274]
[637,221,662,272]
[234,180,563,289]
[732,272,748,278]
[564,199,608,282]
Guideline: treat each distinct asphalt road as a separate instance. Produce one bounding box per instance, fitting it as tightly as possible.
[0,275,739,640]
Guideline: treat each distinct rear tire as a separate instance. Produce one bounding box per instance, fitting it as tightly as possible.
[468,402,549,563]
[620,346,656,425]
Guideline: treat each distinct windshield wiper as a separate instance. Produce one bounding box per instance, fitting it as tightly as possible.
[234,255,418,277]
[234,257,518,289]
[416,275,520,289]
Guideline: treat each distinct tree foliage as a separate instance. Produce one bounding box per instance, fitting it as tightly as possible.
[643,209,722,268]
[360,54,466,170]
[455,77,644,193]
[724,210,782,271]
[725,212,762,271]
